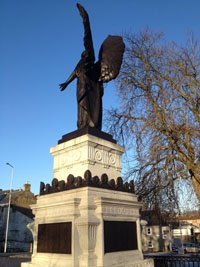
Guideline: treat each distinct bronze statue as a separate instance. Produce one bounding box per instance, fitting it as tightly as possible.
[60,3,125,130]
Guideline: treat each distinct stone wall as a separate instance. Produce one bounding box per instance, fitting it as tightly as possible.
[0,253,31,267]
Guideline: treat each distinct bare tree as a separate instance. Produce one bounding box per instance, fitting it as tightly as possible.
[107,29,200,206]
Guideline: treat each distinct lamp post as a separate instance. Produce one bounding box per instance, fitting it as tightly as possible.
[4,162,14,253]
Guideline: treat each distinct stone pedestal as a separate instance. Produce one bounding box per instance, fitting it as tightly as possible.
[21,129,154,267]
[22,186,153,267]
[50,128,124,181]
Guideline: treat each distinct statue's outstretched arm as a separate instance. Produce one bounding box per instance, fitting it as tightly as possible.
[59,70,76,91]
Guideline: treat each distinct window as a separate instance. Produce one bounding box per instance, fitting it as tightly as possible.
[148,240,153,248]
[162,229,169,239]
[146,227,152,235]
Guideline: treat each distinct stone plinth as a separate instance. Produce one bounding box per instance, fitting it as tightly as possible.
[50,128,124,181]
[21,186,153,267]
[21,130,154,267]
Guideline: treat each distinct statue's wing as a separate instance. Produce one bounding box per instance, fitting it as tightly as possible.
[97,35,125,82]
[77,3,95,64]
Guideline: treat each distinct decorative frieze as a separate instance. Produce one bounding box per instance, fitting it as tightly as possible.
[40,170,135,196]
[50,132,124,181]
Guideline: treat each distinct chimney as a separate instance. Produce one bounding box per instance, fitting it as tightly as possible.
[24,181,31,192]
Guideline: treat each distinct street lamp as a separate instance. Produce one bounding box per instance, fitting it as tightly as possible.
[4,162,14,253]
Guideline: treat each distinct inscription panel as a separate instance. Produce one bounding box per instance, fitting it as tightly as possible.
[104,221,138,253]
[102,206,139,216]
[37,222,72,254]
[36,207,73,219]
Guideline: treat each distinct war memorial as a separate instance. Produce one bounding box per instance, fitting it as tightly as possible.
[21,3,154,267]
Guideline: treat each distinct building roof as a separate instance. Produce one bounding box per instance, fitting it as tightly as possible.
[140,210,176,226]
[0,190,22,205]
[0,182,36,209]
[179,211,200,221]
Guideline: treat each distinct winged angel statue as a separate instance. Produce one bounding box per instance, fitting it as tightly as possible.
[60,3,125,130]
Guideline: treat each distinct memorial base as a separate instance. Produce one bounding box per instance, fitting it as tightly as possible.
[22,130,153,267]
[21,186,153,267]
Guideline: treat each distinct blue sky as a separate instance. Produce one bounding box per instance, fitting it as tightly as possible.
[1,0,200,194]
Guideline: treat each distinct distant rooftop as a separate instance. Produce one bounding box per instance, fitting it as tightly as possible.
[0,182,36,209]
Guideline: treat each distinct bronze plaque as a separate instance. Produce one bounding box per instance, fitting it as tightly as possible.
[37,222,71,254]
[104,221,138,253]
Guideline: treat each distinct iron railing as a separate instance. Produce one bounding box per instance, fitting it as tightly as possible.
[145,254,200,267]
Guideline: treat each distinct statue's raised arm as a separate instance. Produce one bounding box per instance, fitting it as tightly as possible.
[76,3,95,65]
[59,3,125,130]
